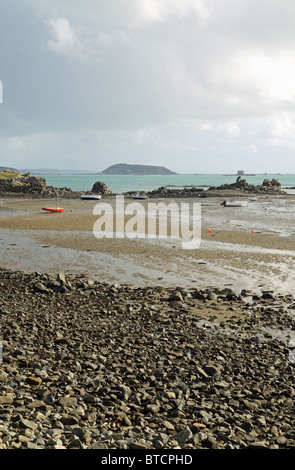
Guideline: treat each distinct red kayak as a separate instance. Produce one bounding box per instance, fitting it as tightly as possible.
[42,207,64,212]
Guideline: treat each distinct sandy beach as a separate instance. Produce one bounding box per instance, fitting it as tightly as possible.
[0,194,295,294]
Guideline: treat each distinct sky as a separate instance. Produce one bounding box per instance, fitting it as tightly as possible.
[1,0,295,174]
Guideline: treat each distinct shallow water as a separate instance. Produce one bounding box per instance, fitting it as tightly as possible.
[1,223,295,295]
[1,195,295,294]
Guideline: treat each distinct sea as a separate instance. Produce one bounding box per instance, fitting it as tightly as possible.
[1,171,295,295]
[38,173,295,194]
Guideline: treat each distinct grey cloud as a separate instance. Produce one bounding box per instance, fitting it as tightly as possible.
[1,0,295,173]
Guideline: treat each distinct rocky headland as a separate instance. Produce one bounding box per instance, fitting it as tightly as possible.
[207,177,285,194]
[144,177,286,199]
[1,268,295,449]
[0,171,113,199]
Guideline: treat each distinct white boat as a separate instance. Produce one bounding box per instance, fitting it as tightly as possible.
[81,194,101,200]
[221,199,248,207]
[132,193,146,199]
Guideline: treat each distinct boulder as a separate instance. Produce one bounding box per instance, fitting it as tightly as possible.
[91,181,114,195]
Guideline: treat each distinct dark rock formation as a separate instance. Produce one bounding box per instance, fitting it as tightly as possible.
[90,181,114,195]
[208,177,285,194]
[0,171,114,199]
[146,186,206,198]
[0,171,47,194]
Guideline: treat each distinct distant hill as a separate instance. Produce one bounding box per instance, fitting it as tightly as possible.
[0,166,18,172]
[101,163,177,175]
[20,168,96,175]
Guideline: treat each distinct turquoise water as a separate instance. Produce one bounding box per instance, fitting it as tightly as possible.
[39,173,295,193]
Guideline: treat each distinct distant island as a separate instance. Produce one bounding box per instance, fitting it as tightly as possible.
[100,163,177,175]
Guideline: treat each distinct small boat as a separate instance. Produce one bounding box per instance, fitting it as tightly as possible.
[132,193,146,199]
[81,194,101,200]
[42,207,64,213]
[42,174,64,213]
[221,199,248,207]
[198,193,208,198]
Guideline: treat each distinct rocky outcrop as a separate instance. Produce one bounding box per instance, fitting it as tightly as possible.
[90,181,114,195]
[0,172,82,198]
[208,177,285,194]
[143,178,285,198]
[0,171,46,193]
[146,186,206,198]
[0,171,114,199]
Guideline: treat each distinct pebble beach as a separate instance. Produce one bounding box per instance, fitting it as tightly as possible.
[1,192,295,452]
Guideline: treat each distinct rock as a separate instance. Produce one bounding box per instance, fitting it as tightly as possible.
[60,415,80,426]
[130,441,148,449]
[174,426,193,445]
[57,273,66,284]
[0,395,14,404]
[204,364,221,379]
[207,291,217,300]
[250,441,269,449]
[0,371,8,381]
[162,421,175,431]
[34,282,48,293]
[26,376,42,386]
[91,181,113,195]
[20,419,38,431]
[145,404,161,413]
[67,437,83,449]
[59,397,78,407]
[154,433,170,448]
[168,292,184,302]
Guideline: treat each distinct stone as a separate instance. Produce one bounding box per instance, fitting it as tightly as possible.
[26,376,42,386]
[60,415,80,426]
[0,395,14,404]
[162,421,175,431]
[168,292,183,302]
[34,282,48,293]
[0,371,8,381]
[207,291,217,300]
[145,404,161,413]
[20,419,38,431]
[57,273,66,284]
[250,441,269,449]
[174,426,193,445]
[91,181,113,195]
[59,396,78,407]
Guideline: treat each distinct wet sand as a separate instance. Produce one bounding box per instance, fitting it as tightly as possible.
[0,195,295,294]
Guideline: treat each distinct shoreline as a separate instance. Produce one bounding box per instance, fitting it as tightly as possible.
[0,194,295,295]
